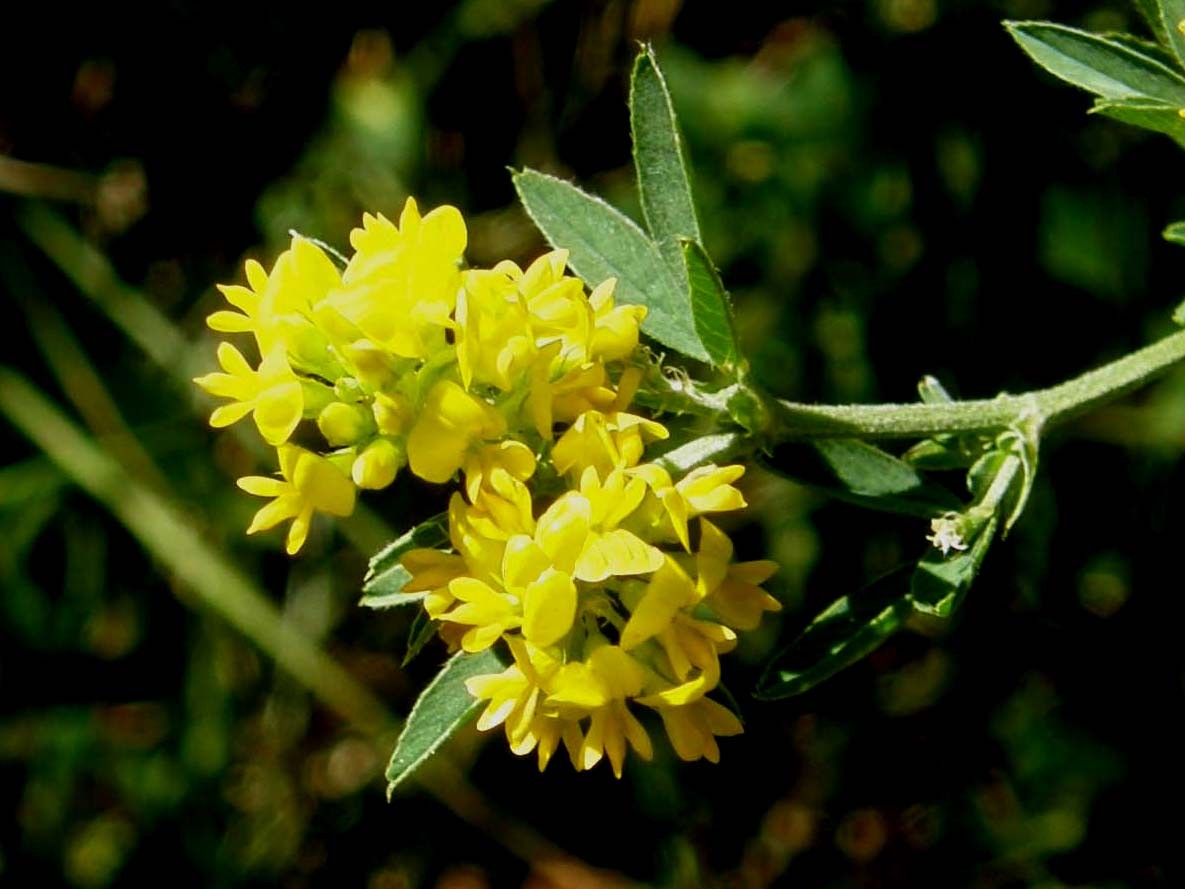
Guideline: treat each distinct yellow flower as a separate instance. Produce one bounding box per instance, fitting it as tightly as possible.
[695,520,781,630]
[550,410,669,478]
[461,440,536,504]
[637,694,743,764]
[406,380,506,484]
[207,236,341,354]
[236,445,357,554]
[439,576,522,652]
[466,638,583,771]
[547,644,653,778]
[455,266,536,391]
[325,198,466,359]
[194,342,303,446]
[587,277,647,362]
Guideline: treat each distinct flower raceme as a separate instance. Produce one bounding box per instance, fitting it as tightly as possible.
[195,198,780,775]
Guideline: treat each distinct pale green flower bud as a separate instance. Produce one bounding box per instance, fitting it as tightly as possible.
[317,401,375,447]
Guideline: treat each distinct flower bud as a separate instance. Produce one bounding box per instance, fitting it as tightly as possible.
[352,437,402,489]
[317,401,374,446]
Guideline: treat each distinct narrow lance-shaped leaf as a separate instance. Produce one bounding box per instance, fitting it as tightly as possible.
[681,239,741,370]
[1005,21,1185,104]
[1155,0,1185,68]
[386,647,506,797]
[1164,221,1185,245]
[1092,97,1185,147]
[513,168,709,362]
[362,513,448,607]
[764,438,962,518]
[1133,0,1172,48]
[631,44,701,283]
[754,567,915,699]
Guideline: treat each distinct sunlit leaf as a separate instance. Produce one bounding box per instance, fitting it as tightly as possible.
[1006,21,1185,103]
[362,514,448,607]
[386,647,506,796]
[682,238,741,370]
[1092,97,1185,146]
[513,168,709,361]
[631,45,701,284]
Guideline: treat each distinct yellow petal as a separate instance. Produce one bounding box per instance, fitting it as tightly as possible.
[574,528,664,583]
[522,568,576,647]
[534,494,591,574]
[620,557,695,649]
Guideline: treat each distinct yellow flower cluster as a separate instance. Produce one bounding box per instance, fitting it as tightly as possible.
[196,198,780,775]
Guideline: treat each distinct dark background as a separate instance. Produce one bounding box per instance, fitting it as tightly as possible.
[3,1,1185,886]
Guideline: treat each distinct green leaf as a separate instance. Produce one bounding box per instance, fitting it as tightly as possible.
[1164,221,1185,244]
[1134,0,1172,48]
[402,611,439,667]
[512,168,709,362]
[764,439,961,518]
[1154,0,1185,67]
[1092,97,1185,145]
[910,516,998,618]
[654,432,749,474]
[1005,21,1185,104]
[386,647,506,797]
[681,239,741,369]
[630,44,701,284]
[361,514,448,607]
[754,567,915,699]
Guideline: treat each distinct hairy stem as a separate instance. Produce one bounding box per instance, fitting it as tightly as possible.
[769,328,1185,440]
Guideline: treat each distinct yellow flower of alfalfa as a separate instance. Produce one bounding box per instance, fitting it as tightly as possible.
[208,236,342,360]
[465,638,583,771]
[194,342,304,446]
[550,409,669,478]
[637,694,743,764]
[454,266,536,392]
[405,380,506,484]
[325,198,466,360]
[587,277,647,362]
[547,644,653,778]
[236,445,357,554]
[695,519,781,630]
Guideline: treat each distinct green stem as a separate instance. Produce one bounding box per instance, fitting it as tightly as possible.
[769,328,1185,440]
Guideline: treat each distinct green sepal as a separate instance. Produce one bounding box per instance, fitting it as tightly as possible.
[386,647,508,798]
[361,514,448,607]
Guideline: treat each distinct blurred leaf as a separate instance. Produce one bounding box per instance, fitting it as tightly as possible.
[911,516,998,617]
[1092,96,1185,146]
[1165,220,1185,244]
[765,439,961,517]
[512,168,709,361]
[386,647,505,796]
[361,514,448,607]
[1154,0,1185,66]
[1134,0,1173,48]
[631,45,701,285]
[1005,21,1185,103]
[755,567,914,699]
[682,239,741,370]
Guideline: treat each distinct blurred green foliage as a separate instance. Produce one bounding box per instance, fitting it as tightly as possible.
[3,0,1185,886]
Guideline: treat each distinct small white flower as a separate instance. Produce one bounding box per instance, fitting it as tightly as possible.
[926,514,968,556]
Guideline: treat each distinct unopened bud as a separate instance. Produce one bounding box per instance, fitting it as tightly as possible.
[352,438,402,489]
[317,401,374,446]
